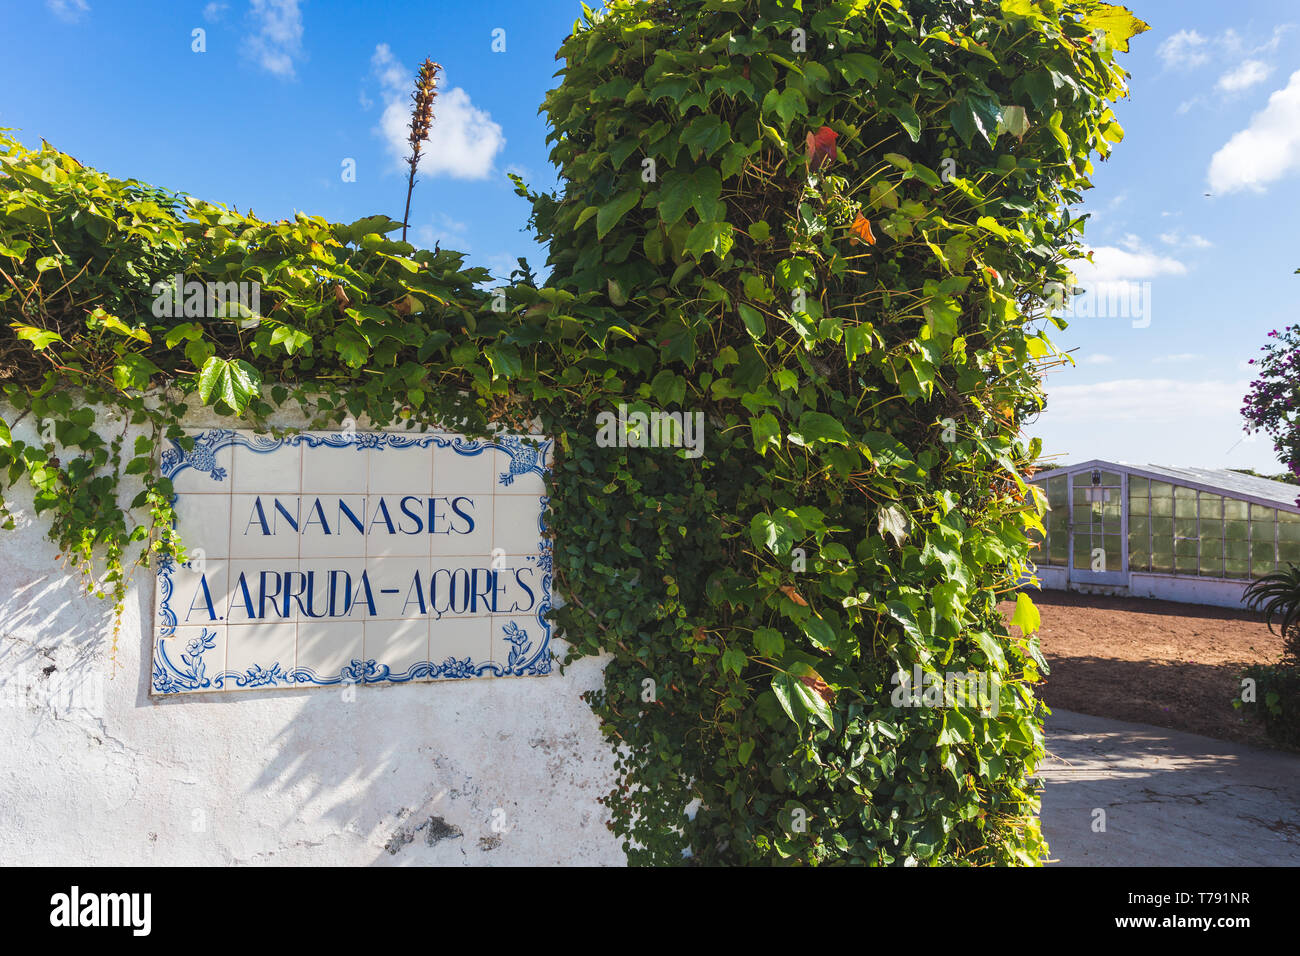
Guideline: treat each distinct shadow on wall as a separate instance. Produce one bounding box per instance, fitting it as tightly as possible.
[0,409,622,866]
[137,577,619,867]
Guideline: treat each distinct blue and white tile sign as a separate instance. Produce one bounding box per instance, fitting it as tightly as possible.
[150,429,554,695]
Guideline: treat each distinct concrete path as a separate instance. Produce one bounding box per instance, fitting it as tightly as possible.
[1039,709,1300,866]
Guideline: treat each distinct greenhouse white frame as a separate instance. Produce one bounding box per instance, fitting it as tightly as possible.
[1026,459,1300,609]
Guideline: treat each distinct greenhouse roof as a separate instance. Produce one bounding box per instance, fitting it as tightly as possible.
[1033,459,1300,511]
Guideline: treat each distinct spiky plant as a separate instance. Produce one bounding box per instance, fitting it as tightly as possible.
[1244,563,1300,664]
[401,57,441,243]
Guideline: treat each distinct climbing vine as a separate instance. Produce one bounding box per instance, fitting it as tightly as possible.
[0,132,511,656]
[517,0,1145,864]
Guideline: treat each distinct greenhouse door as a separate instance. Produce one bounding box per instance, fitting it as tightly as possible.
[1069,469,1127,587]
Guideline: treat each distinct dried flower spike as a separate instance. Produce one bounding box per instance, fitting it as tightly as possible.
[402,58,442,242]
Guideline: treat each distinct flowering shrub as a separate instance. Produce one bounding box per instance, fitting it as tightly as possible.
[1243,323,1300,505]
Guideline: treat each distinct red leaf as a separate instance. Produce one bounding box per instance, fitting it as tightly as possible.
[805,126,838,171]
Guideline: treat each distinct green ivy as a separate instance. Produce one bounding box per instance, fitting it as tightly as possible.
[0,132,512,656]
[516,0,1146,864]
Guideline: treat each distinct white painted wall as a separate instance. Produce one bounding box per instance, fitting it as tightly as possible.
[1024,566,1250,609]
[1128,573,1248,609]
[0,406,624,866]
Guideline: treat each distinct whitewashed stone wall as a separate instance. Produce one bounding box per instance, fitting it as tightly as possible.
[0,405,623,865]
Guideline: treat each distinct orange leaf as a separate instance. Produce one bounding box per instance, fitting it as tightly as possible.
[779,584,808,607]
[799,673,834,705]
[850,212,876,246]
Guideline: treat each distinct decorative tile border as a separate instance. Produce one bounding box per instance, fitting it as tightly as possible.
[150,428,553,696]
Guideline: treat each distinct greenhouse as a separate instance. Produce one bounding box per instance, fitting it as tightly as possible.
[1027,459,1300,608]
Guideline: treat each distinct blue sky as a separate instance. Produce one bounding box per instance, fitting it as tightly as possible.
[5,1,1300,472]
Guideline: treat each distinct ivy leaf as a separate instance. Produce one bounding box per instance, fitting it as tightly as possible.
[597,189,642,239]
[754,627,784,658]
[792,411,850,446]
[196,356,261,413]
[684,221,734,261]
[1011,592,1041,636]
[877,503,910,547]
[738,302,767,339]
[14,325,63,350]
[887,102,921,142]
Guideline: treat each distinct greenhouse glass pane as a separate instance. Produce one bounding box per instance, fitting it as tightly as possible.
[1175,538,1199,557]
[1251,504,1276,523]
[1175,517,1197,538]
[1199,494,1223,520]
[1252,539,1277,562]
[1150,496,1173,517]
[1279,539,1300,569]
[1225,558,1250,579]
[1279,514,1300,543]
[1151,552,1174,573]
[1103,534,1122,570]
[1072,539,1093,570]
[1150,481,1173,498]
[1048,475,1067,507]
[1225,519,1249,541]
[1201,538,1223,560]
[1224,498,1248,521]
[1253,515,1276,543]
[1101,471,1121,486]
[1151,516,1174,538]
[1129,491,1149,516]
[1129,549,1150,572]
[1049,538,1068,565]
[1129,515,1150,539]
[1073,472,1092,488]
[1225,540,1249,562]
[1129,476,1149,495]
[1174,554,1199,574]
[1200,559,1224,577]
[1252,557,1277,577]
[1103,494,1122,523]
[1175,487,1198,517]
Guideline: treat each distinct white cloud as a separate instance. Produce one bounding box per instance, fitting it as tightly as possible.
[1158,229,1212,249]
[1084,354,1115,365]
[1044,379,1245,425]
[1034,378,1268,469]
[47,0,89,23]
[203,2,229,22]
[1040,379,1246,463]
[245,0,304,78]
[371,44,505,180]
[1071,245,1187,283]
[414,213,470,251]
[1217,59,1273,92]
[1208,69,1300,193]
[1157,29,1210,69]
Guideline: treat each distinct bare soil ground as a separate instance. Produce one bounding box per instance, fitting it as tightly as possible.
[998,590,1288,748]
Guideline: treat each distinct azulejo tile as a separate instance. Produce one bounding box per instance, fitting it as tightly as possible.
[363,619,431,683]
[488,616,554,678]
[151,625,227,695]
[297,620,366,684]
[151,428,553,695]
[161,429,235,495]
